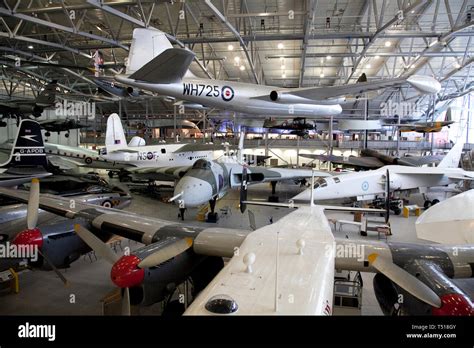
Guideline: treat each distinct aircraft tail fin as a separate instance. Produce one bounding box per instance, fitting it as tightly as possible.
[356,73,367,83]
[35,80,57,106]
[438,138,464,168]
[129,48,195,83]
[105,113,128,152]
[445,107,452,122]
[1,119,47,169]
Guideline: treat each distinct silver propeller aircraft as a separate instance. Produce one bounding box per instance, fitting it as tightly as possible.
[1,175,472,316]
[115,29,441,119]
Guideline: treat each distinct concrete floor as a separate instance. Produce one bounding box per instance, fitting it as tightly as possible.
[0,180,431,316]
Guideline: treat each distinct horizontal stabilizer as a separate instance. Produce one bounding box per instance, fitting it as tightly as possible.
[129,48,195,84]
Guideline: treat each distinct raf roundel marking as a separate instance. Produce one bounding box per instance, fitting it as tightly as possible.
[221,86,235,102]
[361,181,369,191]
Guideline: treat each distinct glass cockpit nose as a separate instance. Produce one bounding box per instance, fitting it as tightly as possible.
[192,159,212,170]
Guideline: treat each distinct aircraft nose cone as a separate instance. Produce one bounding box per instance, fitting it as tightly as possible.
[12,228,43,249]
[175,176,213,207]
[111,255,145,288]
[292,189,312,201]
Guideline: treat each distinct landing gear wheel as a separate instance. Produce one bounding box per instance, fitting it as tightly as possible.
[431,199,440,205]
[45,131,51,137]
[65,133,70,138]
[101,200,113,208]
[423,200,432,209]
[393,208,401,216]
[107,171,115,178]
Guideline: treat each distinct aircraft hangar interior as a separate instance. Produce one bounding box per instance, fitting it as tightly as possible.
[0,0,474,340]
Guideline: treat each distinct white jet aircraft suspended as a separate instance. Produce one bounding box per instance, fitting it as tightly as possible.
[115,29,441,119]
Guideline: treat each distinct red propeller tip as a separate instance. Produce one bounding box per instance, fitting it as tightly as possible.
[111,255,145,288]
[12,228,43,249]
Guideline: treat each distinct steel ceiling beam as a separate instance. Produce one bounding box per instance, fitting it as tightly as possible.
[85,0,213,79]
[178,30,473,44]
[204,0,259,84]
[0,7,129,50]
[299,0,317,87]
[267,51,470,59]
[345,0,430,82]
[0,32,92,58]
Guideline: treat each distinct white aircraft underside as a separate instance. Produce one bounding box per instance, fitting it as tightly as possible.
[115,76,343,117]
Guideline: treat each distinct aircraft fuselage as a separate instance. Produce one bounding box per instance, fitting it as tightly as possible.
[115,76,343,117]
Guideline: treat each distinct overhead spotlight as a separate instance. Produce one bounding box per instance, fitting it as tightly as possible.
[282,72,286,78]
[320,72,325,78]
[28,45,34,49]
[234,56,240,63]
[411,10,415,14]
[326,55,332,60]
[239,65,245,71]
[454,62,461,69]
[227,44,234,51]
[277,43,284,49]
[374,55,380,59]
[281,64,285,70]
[366,64,371,69]
[385,41,392,47]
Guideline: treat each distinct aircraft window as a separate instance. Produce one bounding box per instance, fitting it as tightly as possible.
[161,149,166,154]
[333,177,340,183]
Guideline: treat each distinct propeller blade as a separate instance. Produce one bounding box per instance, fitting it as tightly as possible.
[37,249,69,286]
[385,169,390,224]
[137,238,193,269]
[27,178,40,230]
[122,287,131,316]
[368,253,441,308]
[74,224,119,265]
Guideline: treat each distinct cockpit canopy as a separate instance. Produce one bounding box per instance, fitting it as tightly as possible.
[192,159,212,170]
[313,177,328,189]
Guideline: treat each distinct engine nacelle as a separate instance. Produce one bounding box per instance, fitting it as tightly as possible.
[126,86,139,97]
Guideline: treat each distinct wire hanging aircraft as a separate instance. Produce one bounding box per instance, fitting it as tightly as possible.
[114,29,441,119]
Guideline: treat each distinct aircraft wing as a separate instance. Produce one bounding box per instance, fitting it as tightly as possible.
[243,167,331,184]
[0,186,188,240]
[127,165,191,180]
[184,205,336,315]
[392,167,474,180]
[253,75,440,101]
[299,153,384,169]
[173,143,227,153]
[397,155,443,167]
